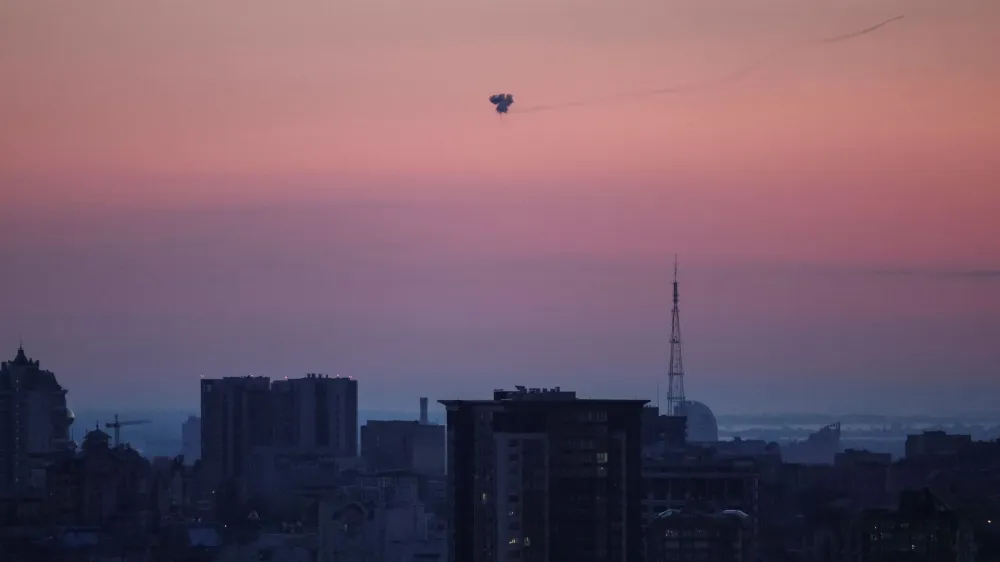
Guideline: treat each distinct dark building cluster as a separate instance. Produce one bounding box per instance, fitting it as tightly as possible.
[0,347,449,561]
[440,388,1000,562]
[2,342,999,562]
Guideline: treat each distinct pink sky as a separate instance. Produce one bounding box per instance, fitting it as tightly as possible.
[1,0,998,414]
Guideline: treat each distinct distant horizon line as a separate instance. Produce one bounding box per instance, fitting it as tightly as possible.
[67,406,1000,421]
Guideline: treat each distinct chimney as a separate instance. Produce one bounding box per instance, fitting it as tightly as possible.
[419,397,429,425]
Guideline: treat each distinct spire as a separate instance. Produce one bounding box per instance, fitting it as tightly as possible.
[666,255,685,416]
[13,343,29,365]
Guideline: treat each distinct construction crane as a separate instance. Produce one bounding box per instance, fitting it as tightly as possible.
[105,413,151,447]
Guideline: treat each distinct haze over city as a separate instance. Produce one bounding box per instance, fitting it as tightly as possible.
[2,0,998,414]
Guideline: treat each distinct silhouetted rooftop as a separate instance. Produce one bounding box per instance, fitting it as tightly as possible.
[1,345,64,392]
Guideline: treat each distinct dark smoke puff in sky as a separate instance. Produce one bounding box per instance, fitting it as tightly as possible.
[490,93,514,114]
[512,15,905,115]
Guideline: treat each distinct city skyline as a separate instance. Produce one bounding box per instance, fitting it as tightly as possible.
[2,0,998,414]
[3,3,999,561]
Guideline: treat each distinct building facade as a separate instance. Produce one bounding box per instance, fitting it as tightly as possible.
[361,420,445,477]
[640,405,687,449]
[441,386,646,562]
[856,488,977,562]
[272,374,358,457]
[45,428,154,531]
[0,346,74,495]
[199,376,274,488]
[642,456,761,560]
[181,415,201,464]
[200,374,359,491]
[646,506,752,562]
[905,430,973,459]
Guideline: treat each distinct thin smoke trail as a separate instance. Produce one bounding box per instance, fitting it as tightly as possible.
[516,15,905,115]
[819,15,905,44]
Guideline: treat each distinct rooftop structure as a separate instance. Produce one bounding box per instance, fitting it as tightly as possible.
[441,387,647,562]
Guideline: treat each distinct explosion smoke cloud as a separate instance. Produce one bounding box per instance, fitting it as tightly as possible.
[489,93,515,114]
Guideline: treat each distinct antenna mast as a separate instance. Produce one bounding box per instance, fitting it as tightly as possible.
[666,255,685,415]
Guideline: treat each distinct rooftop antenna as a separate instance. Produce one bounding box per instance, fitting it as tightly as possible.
[665,255,686,416]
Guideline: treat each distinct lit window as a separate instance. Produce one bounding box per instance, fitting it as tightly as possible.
[509,538,518,545]
[524,537,531,547]
[596,452,608,464]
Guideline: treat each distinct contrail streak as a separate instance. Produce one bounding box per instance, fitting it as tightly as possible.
[819,15,905,44]
[516,15,905,115]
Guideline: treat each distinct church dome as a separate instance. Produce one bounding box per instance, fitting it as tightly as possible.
[675,400,719,443]
[66,407,75,424]
[84,427,111,449]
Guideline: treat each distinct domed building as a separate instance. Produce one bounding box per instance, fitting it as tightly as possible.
[675,400,719,443]
[82,427,112,452]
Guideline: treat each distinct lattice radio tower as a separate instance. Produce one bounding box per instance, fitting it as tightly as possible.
[665,255,685,416]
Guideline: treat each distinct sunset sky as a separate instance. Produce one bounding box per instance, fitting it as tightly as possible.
[1,0,997,414]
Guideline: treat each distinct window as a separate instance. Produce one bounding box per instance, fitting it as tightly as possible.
[596,452,608,464]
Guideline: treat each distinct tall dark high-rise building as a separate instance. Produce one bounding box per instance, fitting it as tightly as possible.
[441,386,647,562]
[0,345,74,495]
[200,373,359,491]
[271,373,358,457]
[199,376,274,487]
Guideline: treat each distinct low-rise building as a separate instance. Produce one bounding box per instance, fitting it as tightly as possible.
[646,505,752,562]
